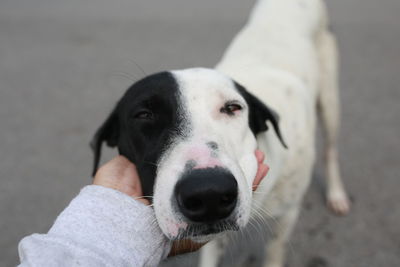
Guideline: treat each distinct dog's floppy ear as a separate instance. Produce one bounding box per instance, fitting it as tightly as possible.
[235,82,288,148]
[90,106,120,176]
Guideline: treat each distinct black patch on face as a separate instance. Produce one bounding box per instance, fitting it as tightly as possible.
[206,141,219,150]
[91,72,187,197]
[234,81,288,148]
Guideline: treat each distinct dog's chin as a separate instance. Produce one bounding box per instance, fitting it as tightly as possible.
[178,221,239,242]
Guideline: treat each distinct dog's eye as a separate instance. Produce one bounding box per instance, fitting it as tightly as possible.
[134,110,154,120]
[220,103,242,115]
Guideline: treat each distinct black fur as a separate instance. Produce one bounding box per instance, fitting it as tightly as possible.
[234,82,288,148]
[91,72,187,197]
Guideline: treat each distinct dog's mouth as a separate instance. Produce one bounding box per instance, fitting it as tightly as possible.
[174,220,239,241]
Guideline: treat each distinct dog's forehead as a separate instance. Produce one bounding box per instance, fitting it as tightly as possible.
[171,68,243,101]
[123,71,179,104]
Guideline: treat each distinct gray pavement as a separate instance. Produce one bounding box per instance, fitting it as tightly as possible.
[1,0,399,266]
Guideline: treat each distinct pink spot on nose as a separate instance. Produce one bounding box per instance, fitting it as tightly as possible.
[193,158,222,169]
[187,145,222,169]
[187,146,210,159]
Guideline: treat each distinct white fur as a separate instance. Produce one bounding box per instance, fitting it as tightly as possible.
[148,0,349,265]
[153,68,259,241]
[197,0,350,266]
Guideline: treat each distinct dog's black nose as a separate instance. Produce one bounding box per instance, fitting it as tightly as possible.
[175,168,238,222]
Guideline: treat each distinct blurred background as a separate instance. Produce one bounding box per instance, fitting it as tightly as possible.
[1,0,399,266]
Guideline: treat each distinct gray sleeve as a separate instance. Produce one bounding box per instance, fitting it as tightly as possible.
[18,185,172,267]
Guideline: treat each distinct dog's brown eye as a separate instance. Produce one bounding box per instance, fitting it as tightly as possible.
[221,103,242,115]
[134,110,154,120]
[227,104,242,112]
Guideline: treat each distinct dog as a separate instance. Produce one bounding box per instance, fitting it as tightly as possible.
[91,0,350,266]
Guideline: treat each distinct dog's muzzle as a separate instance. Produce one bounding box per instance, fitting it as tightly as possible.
[174,167,238,223]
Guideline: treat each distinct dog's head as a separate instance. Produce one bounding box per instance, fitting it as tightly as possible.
[91,68,286,242]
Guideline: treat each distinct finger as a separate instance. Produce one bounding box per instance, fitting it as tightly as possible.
[255,149,265,163]
[169,239,206,256]
[252,163,269,191]
[93,156,149,205]
[111,158,149,204]
[260,164,269,180]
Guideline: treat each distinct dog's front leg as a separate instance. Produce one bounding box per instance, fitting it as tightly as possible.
[263,206,300,267]
[198,236,228,267]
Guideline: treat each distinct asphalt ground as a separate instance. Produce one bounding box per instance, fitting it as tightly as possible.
[1,0,399,266]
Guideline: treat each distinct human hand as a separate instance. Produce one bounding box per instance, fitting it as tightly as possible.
[253,149,269,191]
[93,155,149,205]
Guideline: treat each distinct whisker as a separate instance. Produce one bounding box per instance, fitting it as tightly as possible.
[251,201,297,257]
[110,71,138,83]
[127,58,148,77]
[143,160,159,167]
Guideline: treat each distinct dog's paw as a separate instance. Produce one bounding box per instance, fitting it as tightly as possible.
[327,189,350,216]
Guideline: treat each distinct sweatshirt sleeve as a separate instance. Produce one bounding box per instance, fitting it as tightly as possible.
[18,185,172,267]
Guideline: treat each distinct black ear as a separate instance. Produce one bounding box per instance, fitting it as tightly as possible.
[90,107,120,176]
[235,82,288,149]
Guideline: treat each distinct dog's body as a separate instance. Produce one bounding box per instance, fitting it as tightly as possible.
[92,0,350,266]
[199,0,349,266]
